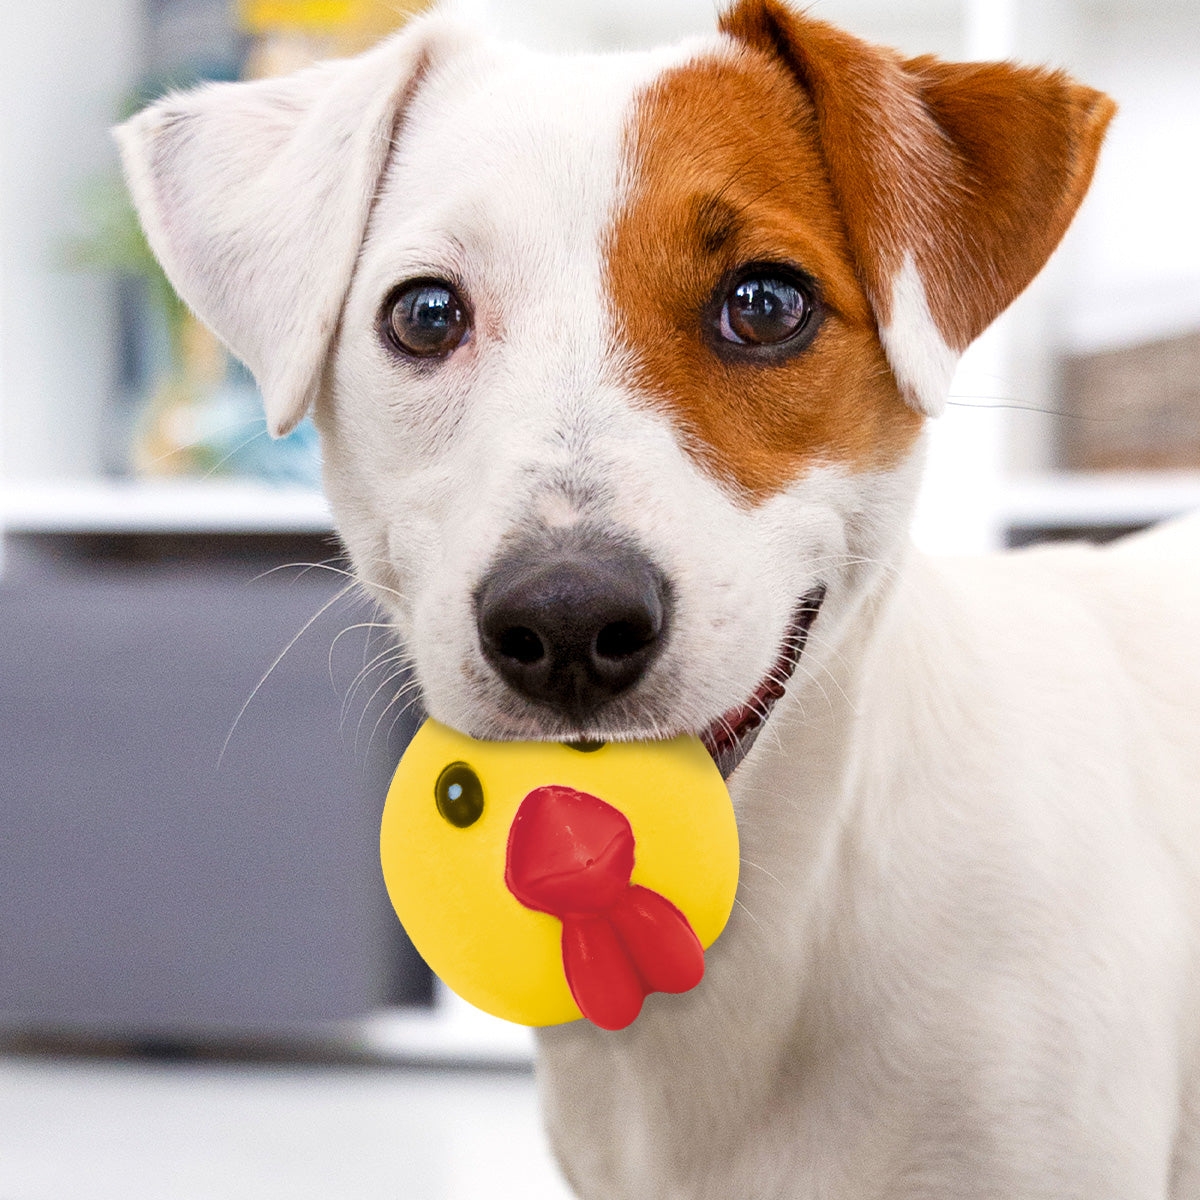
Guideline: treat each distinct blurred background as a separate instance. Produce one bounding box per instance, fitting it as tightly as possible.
[1,0,1197,1197]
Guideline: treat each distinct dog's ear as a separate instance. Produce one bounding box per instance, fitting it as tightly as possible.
[115,20,453,436]
[720,0,1116,416]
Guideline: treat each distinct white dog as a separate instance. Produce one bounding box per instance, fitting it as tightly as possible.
[117,1,1200,1194]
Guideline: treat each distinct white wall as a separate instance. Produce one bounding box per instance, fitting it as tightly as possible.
[1065,8,1200,353]
[476,0,964,55]
[0,0,145,481]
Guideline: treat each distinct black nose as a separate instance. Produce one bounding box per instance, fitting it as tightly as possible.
[476,538,669,721]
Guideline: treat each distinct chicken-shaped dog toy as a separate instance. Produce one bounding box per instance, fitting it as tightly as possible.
[380,719,739,1030]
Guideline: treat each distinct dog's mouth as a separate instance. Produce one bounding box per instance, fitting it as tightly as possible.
[403,583,826,778]
[700,584,827,780]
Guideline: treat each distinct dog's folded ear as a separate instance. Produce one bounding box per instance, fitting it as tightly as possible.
[115,18,455,437]
[721,0,1116,417]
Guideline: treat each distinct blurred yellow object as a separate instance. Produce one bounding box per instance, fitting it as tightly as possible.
[239,0,354,30]
[380,719,740,1030]
[238,0,434,53]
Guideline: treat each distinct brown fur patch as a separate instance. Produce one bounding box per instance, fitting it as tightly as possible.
[720,0,1117,354]
[606,47,922,500]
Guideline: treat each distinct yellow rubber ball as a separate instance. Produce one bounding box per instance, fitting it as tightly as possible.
[380,719,739,1028]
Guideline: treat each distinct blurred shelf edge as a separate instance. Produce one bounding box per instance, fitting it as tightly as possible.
[1,990,538,1070]
[353,987,536,1068]
[0,477,333,535]
[1000,470,1200,531]
[3,472,1198,541]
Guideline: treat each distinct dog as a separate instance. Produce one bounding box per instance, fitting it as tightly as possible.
[116,1,1200,1194]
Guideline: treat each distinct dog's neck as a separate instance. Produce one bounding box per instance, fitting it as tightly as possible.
[732,563,897,904]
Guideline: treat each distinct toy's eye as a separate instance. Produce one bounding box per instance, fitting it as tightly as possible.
[382,279,471,358]
[435,762,484,828]
[565,740,606,753]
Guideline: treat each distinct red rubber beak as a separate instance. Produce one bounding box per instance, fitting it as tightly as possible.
[505,785,704,1030]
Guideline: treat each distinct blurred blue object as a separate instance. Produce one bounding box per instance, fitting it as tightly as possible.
[203,386,324,487]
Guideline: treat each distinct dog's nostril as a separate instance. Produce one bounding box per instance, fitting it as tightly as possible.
[594,619,653,661]
[499,626,545,664]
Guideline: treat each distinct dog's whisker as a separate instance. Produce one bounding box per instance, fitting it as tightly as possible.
[353,556,417,600]
[328,619,395,661]
[731,895,765,935]
[250,556,349,586]
[361,611,383,677]
[329,620,398,691]
[218,580,359,770]
[383,684,427,746]
[339,646,410,728]
[255,557,413,607]
[202,422,273,479]
[739,857,789,889]
[345,653,417,737]
[795,629,861,714]
[131,415,272,475]
[360,669,426,759]
[788,662,837,718]
[786,658,834,712]
[340,638,407,697]
[350,645,418,712]
[351,665,411,750]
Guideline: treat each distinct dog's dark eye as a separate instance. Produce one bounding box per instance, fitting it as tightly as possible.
[435,761,485,828]
[713,267,818,351]
[383,279,471,358]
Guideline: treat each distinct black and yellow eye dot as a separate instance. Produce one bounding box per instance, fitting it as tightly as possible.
[565,740,606,753]
[435,761,484,828]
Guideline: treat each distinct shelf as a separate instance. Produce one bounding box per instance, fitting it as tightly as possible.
[352,985,536,1068]
[7,472,1194,541]
[0,992,539,1069]
[0,478,333,535]
[1000,470,1200,531]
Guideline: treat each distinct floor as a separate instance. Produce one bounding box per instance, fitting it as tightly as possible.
[0,1053,575,1200]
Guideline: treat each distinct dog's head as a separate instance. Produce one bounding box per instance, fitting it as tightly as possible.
[117,0,1113,776]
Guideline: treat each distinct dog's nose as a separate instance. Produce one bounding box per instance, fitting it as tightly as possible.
[476,540,669,720]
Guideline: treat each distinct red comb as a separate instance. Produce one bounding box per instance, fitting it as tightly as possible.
[505,785,704,1030]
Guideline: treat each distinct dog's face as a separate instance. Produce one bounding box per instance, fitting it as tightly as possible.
[321,29,926,769]
[118,0,1113,777]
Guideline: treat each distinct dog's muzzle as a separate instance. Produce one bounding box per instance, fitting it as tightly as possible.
[473,530,825,780]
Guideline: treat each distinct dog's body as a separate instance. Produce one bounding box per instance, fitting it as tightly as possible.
[117,2,1200,1194]
[539,517,1200,1197]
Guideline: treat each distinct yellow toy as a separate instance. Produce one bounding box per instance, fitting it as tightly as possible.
[380,719,739,1031]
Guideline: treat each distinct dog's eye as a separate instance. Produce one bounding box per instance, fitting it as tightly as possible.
[435,762,485,828]
[713,267,818,351]
[383,279,471,358]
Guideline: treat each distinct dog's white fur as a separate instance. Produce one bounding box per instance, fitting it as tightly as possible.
[118,10,1200,1197]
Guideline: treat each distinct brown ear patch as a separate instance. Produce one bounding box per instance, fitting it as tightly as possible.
[720,0,1117,358]
[898,53,1118,350]
[605,47,922,501]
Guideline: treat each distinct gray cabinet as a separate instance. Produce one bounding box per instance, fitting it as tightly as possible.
[0,534,430,1041]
